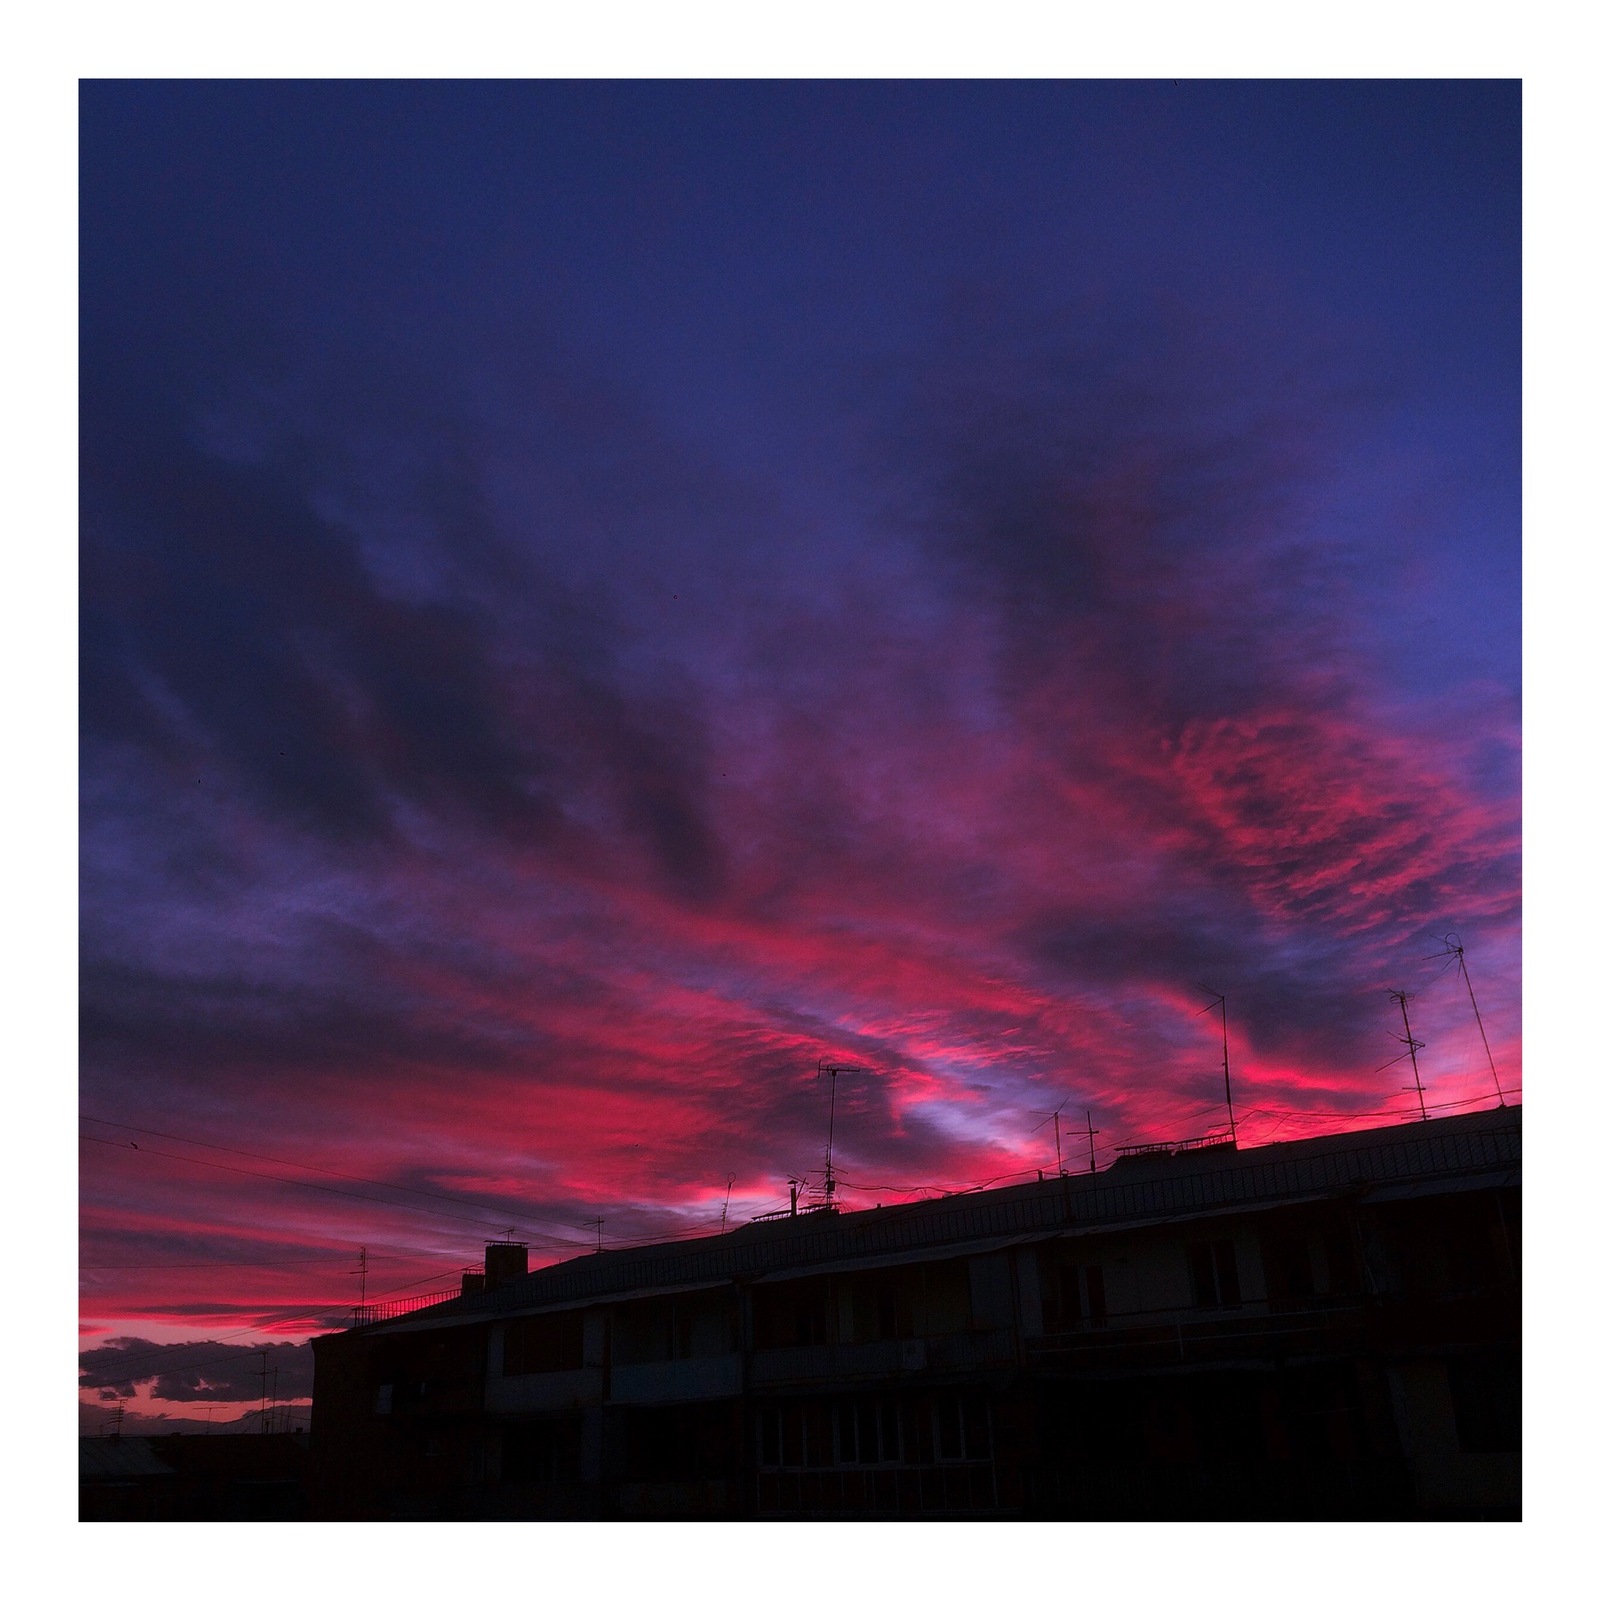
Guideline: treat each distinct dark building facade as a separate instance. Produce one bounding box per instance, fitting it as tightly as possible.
[309,1105,1520,1519]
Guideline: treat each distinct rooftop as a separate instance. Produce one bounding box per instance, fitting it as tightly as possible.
[329,1104,1520,1337]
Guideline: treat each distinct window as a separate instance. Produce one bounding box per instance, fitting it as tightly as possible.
[1262,1236,1314,1303]
[375,1383,393,1415]
[1042,1257,1107,1331]
[503,1312,584,1375]
[843,1269,906,1341]
[1323,1227,1362,1295]
[1085,1263,1106,1322]
[613,1291,737,1364]
[1449,1352,1521,1453]
[836,1397,902,1464]
[502,1418,580,1484]
[1189,1239,1241,1307]
[759,1406,781,1467]
[754,1280,834,1350]
[625,1402,738,1483]
[923,1259,972,1335]
[935,1393,993,1461]
[1040,1255,1083,1332]
[762,1399,905,1469]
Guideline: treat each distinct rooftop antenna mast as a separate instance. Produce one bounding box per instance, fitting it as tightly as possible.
[1388,989,1429,1121]
[1032,1101,1069,1175]
[1429,936,1506,1108]
[720,1174,735,1234]
[1086,1107,1099,1176]
[1197,987,1238,1144]
[816,1060,865,1209]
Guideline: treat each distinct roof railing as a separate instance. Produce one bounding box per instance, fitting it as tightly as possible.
[1113,1132,1237,1159]
[351,1287,462,1328]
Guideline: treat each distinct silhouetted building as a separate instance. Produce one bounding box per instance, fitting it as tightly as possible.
[80,1431,311,1521]
[80,1435,178,1520]
[309,1105,1520,1519]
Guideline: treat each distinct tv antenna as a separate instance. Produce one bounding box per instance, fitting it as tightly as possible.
[1032,1101,1068,1174]
[1032,1101,1101,1176]
[815,1061,865,1208]
[1385,989,1429,1121]
[1197,987,1238,1143]
[720,1174,735,1234]
[1427,936,1506,1107]
[350,1245,368,1308]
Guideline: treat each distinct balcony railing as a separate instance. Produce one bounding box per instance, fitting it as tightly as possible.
[1026,1288,1518,1369]
[751,1328,1014,1386]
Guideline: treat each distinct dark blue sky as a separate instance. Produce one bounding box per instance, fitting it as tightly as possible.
[79,81,1519,1396]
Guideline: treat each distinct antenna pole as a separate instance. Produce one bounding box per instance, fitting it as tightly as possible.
[1451,939,1506,1108]
[260,1349,269,1434]
[357,1245,367,1308]
[720,1176,734,1234]
[1199,987,1237,1143]
[1220,995,1236,1143]
[594,1217,604,1253]
[1053,1110,1063,1175]
[1086,1109,1098,1176]
[826,1068,840,1203]
[1390,990,1428,1121]
[816,1061,864,1209]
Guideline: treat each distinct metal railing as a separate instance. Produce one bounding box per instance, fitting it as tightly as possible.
[751,1328,1014,1386]
[351,1288,462,1328]
[1027,1296,1373,1367]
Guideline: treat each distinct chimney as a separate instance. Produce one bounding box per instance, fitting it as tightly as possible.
[461,1269,486,1297]
[484,1242,528,1290]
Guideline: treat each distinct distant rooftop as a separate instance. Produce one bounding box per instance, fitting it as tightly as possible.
[80,1436,175,1479]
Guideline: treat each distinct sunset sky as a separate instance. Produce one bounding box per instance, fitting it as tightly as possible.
[78,80,1520,1429]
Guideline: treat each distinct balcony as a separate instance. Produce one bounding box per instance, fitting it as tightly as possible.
[1026,1289,1518,1371]
[1027,1298,1374,1369]
[751,1328,1014,1388]
[485,1367,601,1414]
[609,1354,744,1406]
